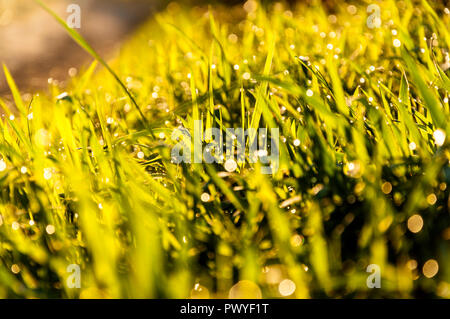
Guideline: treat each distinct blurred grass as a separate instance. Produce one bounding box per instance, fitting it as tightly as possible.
[0,0,449,298]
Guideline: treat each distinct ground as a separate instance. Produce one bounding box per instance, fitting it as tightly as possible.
[0,0,156,95]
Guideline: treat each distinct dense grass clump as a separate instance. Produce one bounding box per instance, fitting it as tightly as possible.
[0,0,449,298]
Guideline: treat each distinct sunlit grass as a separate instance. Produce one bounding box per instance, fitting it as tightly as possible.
[0,0,449,298]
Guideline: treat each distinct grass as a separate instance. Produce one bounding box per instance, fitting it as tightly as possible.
[0,0,449,298]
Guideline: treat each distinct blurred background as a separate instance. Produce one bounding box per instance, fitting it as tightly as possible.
[0,0,160,95]
[0,0,349,95]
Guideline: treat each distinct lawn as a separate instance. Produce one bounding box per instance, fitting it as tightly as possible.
[0,0,449,298]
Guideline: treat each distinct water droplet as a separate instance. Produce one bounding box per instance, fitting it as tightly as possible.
[279,279,296,296]
[0,160,6,172]
[201,193,211,202]
[46,224,55,235]
[433,129,446,146]
[43,168,52,180]
[407,214,423,233]
[229,280,262,299]
[224,159,237,172]
[423,259,439,278]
